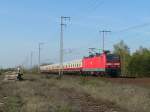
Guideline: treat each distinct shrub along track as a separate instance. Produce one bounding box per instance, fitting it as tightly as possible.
[0,74,129,112]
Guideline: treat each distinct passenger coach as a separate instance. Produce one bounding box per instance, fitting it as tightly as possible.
[40,51,121,77]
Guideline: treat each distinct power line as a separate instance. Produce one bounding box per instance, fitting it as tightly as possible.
[74,23,150,54]
[113,23,150,34]
[88,0,105,13]
[75,0,106,21]
[87,0,99,9]
[86,0,105,12]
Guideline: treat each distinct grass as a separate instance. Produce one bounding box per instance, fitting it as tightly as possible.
[0,74,150,112]
[54,76,150,112]
[83,79,150,112]
[0,75,80,112]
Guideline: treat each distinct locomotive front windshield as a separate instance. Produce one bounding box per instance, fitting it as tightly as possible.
[106,54,120,62]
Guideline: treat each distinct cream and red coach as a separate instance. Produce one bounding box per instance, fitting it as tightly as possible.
[40,52,121,77]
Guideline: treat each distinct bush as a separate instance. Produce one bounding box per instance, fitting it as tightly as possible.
[128,47,150,77]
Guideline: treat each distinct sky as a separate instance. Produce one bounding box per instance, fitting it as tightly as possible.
[0,0,150,68]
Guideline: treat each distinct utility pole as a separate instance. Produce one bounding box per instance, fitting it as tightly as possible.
[30,51,33,69]
[59,16,71,78]
[99,30,111,52]
[38,43,44,73]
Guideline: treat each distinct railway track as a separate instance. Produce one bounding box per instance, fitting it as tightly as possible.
[117,76,136,78]
[43,73,150,88]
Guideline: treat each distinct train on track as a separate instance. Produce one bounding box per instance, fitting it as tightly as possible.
[40,51,121,77]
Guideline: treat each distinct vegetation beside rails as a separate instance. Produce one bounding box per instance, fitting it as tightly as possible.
[1,74,149,112]
[113,40,150,77]
[57,76,150,112]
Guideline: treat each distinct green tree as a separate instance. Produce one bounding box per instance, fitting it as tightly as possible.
[128,47,150,77]
[113,40,130,76]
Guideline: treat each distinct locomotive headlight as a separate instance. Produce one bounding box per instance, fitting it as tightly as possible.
[107,63,113,65]
[107,63,120,66]
[114,63,120,66]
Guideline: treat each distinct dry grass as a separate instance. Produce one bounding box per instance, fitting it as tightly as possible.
[0,75,78,112]
[82,79,150,112]
[0,74,150,112]
[54,76,150,112]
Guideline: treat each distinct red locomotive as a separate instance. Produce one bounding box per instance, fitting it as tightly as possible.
[40,51,121,77]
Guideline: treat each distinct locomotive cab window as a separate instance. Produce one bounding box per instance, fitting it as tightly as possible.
[107,54,120,62]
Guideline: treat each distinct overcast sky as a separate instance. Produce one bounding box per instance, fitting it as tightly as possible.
[0,0,150,68]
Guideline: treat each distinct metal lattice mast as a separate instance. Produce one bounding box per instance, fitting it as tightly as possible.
[99,30,111,52]
[59,16,71,78]
[38,43,44,73]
